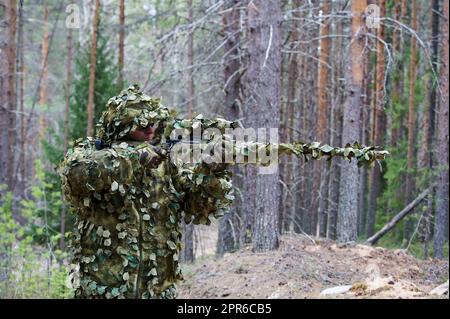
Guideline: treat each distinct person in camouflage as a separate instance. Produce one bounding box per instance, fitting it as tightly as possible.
[60,85,388,299]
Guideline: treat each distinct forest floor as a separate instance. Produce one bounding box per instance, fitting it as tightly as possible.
[178,233,449,299]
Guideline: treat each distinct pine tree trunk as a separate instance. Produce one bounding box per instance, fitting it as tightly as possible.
[307,2,319,235]
[390,1,401,147]
[0,0,17,190]
[336,0,366,243]
[217,0,242,257]
[39,4,49,140]
[61,14,74,251]
[422,0,439,259]
[182,0,196,263]
[245,0,281,252]
[282,0,301,233]
[186,0,194,118]
[433,0,449,259]
[326,2,343,240]
[86,0,100,137]
[18,0,25,195]
[118,0,125,89]
[367,0,386,238]
[294,25,308,234]
[315,0,331,237]
[404,0,418,242]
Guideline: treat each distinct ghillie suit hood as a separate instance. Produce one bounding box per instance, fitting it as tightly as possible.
[96,84,173,145]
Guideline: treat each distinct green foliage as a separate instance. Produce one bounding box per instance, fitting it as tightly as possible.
[0,182,73,298]
[21,160,64,249]
[70,22,119,140]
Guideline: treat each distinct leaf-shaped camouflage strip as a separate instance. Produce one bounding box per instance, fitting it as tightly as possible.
[277,141,389,167]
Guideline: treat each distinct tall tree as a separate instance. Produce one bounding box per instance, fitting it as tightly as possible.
[118,0,125,89]
[245,0,281,251]
[327,0,344,240]
[61,7,74,251]
[182,0,195,263]
[217,0,242,257]
[281,0,301,232]
[336,0,366,243]
[0,0,17,190]
[421,0,439,258]
[86,0,101,137]
[357,37,372,236]
[367,0,386,237]
[390,0,401,147]
[315,0,331,237]
[434,0,449,259]
[404,0,418,241]
[70,31,119,141]
[39,4,49,139]
[18,0,25,192]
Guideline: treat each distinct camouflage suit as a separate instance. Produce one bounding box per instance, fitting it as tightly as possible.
[60,85,388,299]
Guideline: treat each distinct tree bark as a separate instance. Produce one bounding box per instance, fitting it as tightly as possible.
[404,0,418,242]
[245,0,281,252]
[390,0,401,147]
[326,1,343,240]
[186,0,194,118]
[39,4,49,140]
[118,0,125,89]
[0,0,17,191]
[182,0,196,263]
[18,0,25,194]
[86,0,100,137]
[217,0,242,257]
[358,53,371,236]
[421,0,439,259]
[434,0,449,259]
[61,8,74,251]
[336,0,366,243]
[367,0,386,238]
[281,0,301,233]
[315,0,331,237]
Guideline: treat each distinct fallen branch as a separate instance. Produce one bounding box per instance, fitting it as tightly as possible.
[366,186,434,246]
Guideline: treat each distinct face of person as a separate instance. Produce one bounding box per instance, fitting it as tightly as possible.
[128,124,155,142]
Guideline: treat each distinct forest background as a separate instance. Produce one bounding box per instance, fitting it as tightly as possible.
[0,0,448,298]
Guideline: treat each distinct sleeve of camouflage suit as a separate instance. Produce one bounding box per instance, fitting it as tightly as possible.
[167,116,388,225]
[61,138,163,203]
[167,117,235,225]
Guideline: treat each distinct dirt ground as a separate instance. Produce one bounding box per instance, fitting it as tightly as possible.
[178,233,449,299]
